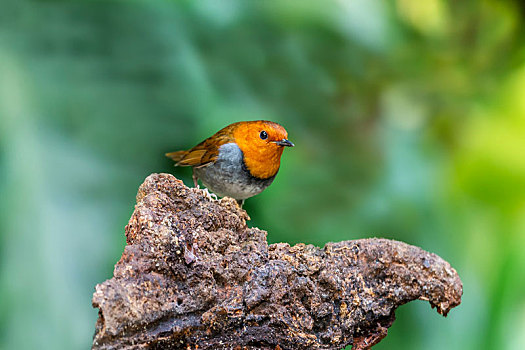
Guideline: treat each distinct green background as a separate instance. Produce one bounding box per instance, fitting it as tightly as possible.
[1,0,524,349]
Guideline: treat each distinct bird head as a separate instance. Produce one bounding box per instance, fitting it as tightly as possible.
[232,120,294,179]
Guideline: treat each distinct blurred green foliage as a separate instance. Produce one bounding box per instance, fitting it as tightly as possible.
[1,0,524,349]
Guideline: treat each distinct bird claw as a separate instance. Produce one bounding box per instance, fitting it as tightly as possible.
[202,188,218,201]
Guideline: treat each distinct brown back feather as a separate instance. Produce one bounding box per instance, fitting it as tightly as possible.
[165,151,188,162]
[165,125,236,167]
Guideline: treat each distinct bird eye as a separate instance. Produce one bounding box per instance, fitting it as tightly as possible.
[260,130,268,140]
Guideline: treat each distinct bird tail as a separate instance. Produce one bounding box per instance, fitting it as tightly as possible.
[165,151,188,164]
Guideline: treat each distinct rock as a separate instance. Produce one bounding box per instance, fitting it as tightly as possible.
[92,173,462,350]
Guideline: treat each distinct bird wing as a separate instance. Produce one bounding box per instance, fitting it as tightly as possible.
[166,128,234,168]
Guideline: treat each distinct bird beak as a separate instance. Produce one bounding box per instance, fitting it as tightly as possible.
[273,139,294,147]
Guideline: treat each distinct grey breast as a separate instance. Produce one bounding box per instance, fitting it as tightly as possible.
[194,142,275,200]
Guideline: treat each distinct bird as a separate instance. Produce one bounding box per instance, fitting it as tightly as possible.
[166,120,294,206]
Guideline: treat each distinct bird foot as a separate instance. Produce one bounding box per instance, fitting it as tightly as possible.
[201,188,218,201]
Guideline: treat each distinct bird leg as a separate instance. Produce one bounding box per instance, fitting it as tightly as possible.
[192,170,199,188]
[236,199,245,208]
[191,170,217,201]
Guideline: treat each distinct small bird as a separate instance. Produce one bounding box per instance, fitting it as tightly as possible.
[166,120,294,206]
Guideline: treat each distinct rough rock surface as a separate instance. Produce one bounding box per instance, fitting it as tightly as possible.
[92,173,462,350]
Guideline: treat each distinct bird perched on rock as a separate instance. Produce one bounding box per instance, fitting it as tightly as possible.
[166,120,294,206]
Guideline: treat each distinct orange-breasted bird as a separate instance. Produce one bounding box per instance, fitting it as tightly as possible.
[166,120,294,206]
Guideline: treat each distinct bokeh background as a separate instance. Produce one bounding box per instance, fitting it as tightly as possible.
[1,0,525,349]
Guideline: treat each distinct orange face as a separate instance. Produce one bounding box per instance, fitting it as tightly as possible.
[232,120,293,179]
